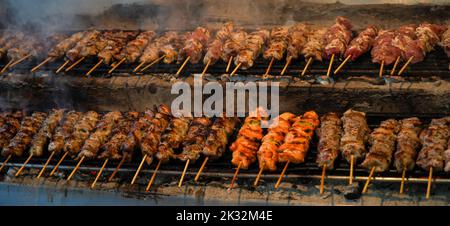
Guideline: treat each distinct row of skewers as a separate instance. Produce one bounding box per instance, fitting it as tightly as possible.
[0,108,449,198]
[0,18,448,77]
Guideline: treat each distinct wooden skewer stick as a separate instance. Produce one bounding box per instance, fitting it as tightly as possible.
[362,167,376,194]
[131,154,147,185]
[398,56,414,76]
[301,58,313,76]
[320,164,326,194]
[146,159,162,191]
[254,167,264,187]
[108,154,126,182]
[178,159,190,187]
[86,59,103,76]
[1,59,14,73]
[226,56,233,73]
[400,167,406,194]
[67,156,85,181]
[275,161,290,189]
[349,155,354,185]
[426,166,433,199]
[229,162,242,190]
[9,54,32,68]
[56,60,70,73]
[280,56,292,76]
[230,63,242,77]
[14,154,33,177]
[91,158,108,189]
[37,151,55,178]
[65,57,86,72]
[133,61,146,73]
[49,151,68,176]
[379,61,384,78]
[31,57,53,72]
[0,154,12,172]
[108,58,126,74]
[140,55,165,72]
[194,157,209,182]
[201,59,211,78]
[264,57,274,77]
[390,56,400,76]
[176,56,190,76]
[333,55,351,75]
[326,54,335,78]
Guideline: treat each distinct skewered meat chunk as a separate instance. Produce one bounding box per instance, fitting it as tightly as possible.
[140,104,172,164]
[157,115,192,163]
[278,111,320,164]
[79,31,109,58]
[64,111,100,157]
[77,111,122,160]
[177,117,211,162]
[66,30,101,62]
[178,27,211,64]
[48,31,85,58]
[394,117,422,172]
[416,23,446,55]
[48,111,82,155]
[440,27,450,57]
[0,112,23,150]
[98,112,139,160]
[202,116,238,160]
[263,26,289,60]
[340,109,370,163]
[121,110,155,162]
[316,112,342,170]
[286,23,310,59]
[203,22,235,65]
[0,31,26,59]
[29,109,65,157]
[118,31,156,63]
[98,31,139,65]
[139,31,179,64]
[1,112,47,157]
[323,16,353,59]
[344,26,378,61]
[392,25,425,64]
[234,29,270,69]
[7,36,46,61]
[416,117,450,171]
[361,119,400,172]
[222,30,248,62]
[257,112,295,171]
[230,112,264,170]
[301,27,327,61]
[371,30,402,65]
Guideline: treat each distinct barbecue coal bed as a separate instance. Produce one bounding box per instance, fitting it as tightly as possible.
[0,0,449,206]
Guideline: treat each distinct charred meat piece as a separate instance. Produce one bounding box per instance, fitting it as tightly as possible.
[77,111,122,160]
[157,115,192,163]
[64,111,100,157]
[178,27,211,64]
[48,111,83,155]
[1,112,47,157]
[0,31,26,59]
[117,31,156,63]
[278,111,320,164]
[371,30,402,65]
[202,116,238,160]
[257,112,295,171]
[177,117,211,162]
[48,31,85,58]
[340,109,370,163]
[286,23,310,59]
[391,25,425,64]
[361,119,400,172]
[98,31,139,64]
[66,30,101,61]
[139,31,179,64]
[323,16,353,59]
[416,23,446,55]
[222,29,248,62]
[394,117,422,172]
[263,26,289,60]
[344,25,378,61]
[121,110,155,162]
[203,22,235,65]
[416,117,450,171]
[301,27,327,61]
[98,112,139,160]
[0,112,23,150]
[234,29,270,69]
[316,112,342,170]
[29,109,65,157]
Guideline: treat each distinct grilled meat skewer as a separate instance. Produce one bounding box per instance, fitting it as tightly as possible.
[202,116,238,160]
[323,16,353,59]
[394,117,422,172]
[121,110,155,162]
[344,26,378,61]
[177,117,211,162]
[29,109,65,157]
[340,109,370,163]
[316,112,343,170]
[0,112,23,150]
[48,111,83,155]
[157,115,192,163]
[64,111,100,158]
